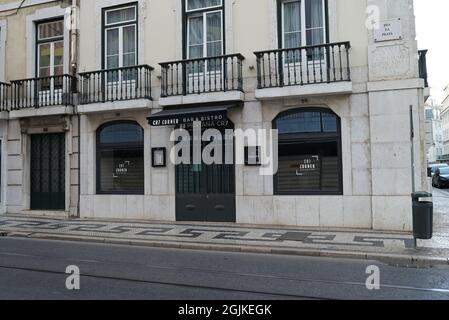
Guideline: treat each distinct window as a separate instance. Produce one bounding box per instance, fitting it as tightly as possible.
[36,20,64,89]
[281,0,325,48]
[425,109,433,120]
[185,0,224,71]
[0,140,2,203]
[280,0,326,63]
[97,121,144,194]
[0,23,5,82]
[273,108,342,195]
[103,4,137,75]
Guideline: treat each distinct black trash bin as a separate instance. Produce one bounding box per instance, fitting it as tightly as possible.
[411,192,433,240]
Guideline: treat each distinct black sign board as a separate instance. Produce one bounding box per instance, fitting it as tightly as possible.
[148,104,237,127]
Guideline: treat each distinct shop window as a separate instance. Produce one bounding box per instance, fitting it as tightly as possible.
[96,121,144,194]
[273,108,342,195]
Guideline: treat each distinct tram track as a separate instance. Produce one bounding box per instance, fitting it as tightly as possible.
[0,254,448,299]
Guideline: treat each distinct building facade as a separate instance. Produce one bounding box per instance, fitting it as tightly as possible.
[441,86,449,163]
[0,0,429,231]
[424,102,443,163]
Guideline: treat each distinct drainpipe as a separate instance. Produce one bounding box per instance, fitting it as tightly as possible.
[70,0,79,76]
[410,105,416,193]
[70,0,81,218]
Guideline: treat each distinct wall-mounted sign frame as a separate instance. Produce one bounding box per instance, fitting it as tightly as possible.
[245,146,261,166]
[152,147,167,168]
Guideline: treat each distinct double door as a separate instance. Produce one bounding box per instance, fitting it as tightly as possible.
[30,133,65,210]
[175,124,235,222]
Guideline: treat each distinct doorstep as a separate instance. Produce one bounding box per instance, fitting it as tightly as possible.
[18,210,70,219]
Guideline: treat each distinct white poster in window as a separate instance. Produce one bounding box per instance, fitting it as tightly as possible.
[113,161,130,178]
[295,155,320,176]
[374,18,402,42]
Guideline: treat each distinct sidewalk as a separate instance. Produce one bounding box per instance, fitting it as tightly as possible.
[1,214,448,266]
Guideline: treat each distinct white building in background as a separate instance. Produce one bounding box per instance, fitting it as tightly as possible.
[0,0,430,232]
[424,101,443,163]
[441,86,449,162]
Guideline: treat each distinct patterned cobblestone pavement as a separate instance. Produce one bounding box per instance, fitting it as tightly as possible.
[1,214,448,263]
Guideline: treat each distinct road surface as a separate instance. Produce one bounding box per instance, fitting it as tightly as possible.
[0,237,448,300]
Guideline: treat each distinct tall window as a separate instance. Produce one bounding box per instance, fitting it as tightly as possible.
[281,0,326,49]
[103,5,137,72]
[0,140,2,203]
[273,108,342,195]
[185,0,223,71]
[0,24,4,81]
[97,121,144,194]
[36,20,64,89]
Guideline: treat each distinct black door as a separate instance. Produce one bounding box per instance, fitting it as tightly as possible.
[30,133,65,210]
[175,124,236,222]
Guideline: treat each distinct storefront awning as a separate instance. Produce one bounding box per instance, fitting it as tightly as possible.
[147,104,239,127]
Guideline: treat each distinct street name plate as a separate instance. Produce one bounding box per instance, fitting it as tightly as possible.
[374,18,402,42]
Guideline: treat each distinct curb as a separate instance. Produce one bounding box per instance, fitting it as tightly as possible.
[5,231,449,267]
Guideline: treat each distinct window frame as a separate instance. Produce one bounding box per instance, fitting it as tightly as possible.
[102,3,139,71]
[272,107,343,196]
[0,21,6,82]
[96,120,145,195]
[185,0,223,13]
[35,18,65,79]
[104,5,137,26]
[186,9,224,60]
[182,0,226,60]
[0,139,2,204]
[277,0,329,50]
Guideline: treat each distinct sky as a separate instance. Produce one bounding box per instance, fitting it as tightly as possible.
[414,0,449,104]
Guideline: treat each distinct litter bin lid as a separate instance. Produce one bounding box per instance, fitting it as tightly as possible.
[412,191,433,202]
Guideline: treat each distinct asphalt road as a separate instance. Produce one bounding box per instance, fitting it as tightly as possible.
[433,186,449,198]
[0,237,449,300]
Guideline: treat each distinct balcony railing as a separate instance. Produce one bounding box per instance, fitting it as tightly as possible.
[79,65,153,105]
[10,75,76,110]
[0,82,10,111]
[160,54,245,97]
[254,42,351,89]
[418,49,429,88]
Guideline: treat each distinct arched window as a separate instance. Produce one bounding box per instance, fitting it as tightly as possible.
[96,121,144,194]
[273,108,342,195]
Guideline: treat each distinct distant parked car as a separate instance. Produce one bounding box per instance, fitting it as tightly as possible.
[432,167,449,188]
[428,163,449,177]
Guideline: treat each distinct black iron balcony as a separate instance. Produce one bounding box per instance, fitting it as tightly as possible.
[0,82,10,111]
[254,42,351,89]
[79,65,154,104]
[159,54,245,97]
[418,50,429,88]
[10,75,76,110]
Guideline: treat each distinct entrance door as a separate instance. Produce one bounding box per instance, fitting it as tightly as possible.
[175,123,235,222]
[30,133,65,210]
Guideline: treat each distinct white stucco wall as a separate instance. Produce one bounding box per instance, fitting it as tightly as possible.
[76,0,426,231]
[0,0,428,232]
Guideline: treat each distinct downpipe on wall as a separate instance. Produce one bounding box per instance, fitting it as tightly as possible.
[70,0,80,218]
